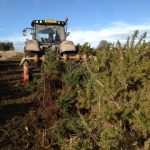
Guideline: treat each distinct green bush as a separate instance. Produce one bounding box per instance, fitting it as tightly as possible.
[52,31,150,149]
[3,32,150,149]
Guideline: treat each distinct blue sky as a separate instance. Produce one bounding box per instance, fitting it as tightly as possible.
[0,0,150,49]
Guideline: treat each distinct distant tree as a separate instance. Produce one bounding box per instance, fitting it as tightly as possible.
[97,40,112,50]
[0,42,14,51]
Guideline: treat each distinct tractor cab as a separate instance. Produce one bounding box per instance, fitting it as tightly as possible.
[22,18,71,53]
[32,20,67,43]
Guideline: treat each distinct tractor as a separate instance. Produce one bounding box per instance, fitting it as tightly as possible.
[21,18,96,84]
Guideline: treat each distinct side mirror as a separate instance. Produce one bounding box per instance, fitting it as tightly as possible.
[30,30,34,35]
[66,32,70,36]
[23,30,27,36]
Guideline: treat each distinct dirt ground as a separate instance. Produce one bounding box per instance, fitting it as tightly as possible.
[0,57,40,150]
[0,59,33,124]
[0,56,59,149]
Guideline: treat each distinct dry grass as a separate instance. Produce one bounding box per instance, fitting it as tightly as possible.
[0,50,23,60]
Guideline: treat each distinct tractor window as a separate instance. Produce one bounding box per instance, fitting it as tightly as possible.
[36,28,54,43]
[35,25,65,43]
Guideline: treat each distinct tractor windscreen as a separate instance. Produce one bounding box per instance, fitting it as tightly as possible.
[35,25,66,43]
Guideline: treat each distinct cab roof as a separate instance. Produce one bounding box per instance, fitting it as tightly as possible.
[31,20,66,27]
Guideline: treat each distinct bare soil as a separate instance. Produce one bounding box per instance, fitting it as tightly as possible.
[0,60,33,124]
[0,59,34,149]
[0,57,59,149]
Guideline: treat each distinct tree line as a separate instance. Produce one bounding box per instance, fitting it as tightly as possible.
[0,42,14,51]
